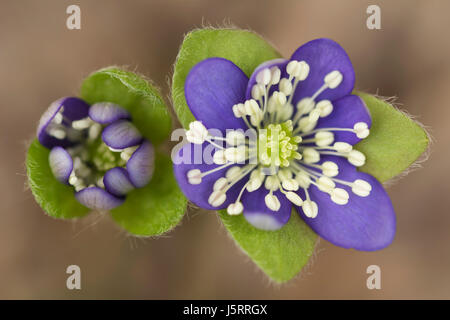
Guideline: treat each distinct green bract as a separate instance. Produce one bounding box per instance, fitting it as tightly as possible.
[26,67,187,236]
[171,28,429,282]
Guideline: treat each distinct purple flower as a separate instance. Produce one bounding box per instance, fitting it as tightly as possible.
[173,38,396,251]
[38,98,154,210]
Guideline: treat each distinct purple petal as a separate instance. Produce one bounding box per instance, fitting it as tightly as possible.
[290,38,355,104]
[102,120,143,149]
[173,142,246,210]
[75,187,124,211]
[37,97,90,149]
[48,146,73,184]
[103,167,135,197]
[295,156,396,251]
[245,58,288,100]
[242,189,292,231]
[314,95,371,145]
[88,102,130,124]
[126,140,154,188]
[185,57,248,132]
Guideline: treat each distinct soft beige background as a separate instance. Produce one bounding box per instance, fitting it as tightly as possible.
[0,0,448,299]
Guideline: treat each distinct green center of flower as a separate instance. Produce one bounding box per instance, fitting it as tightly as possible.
[257,120,301,168]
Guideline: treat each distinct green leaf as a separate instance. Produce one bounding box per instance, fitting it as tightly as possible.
[219,209,317,283]
[172,28,316,282]
[111,152,187,236]
[355,92,429,182]
[81,67,171,145]
[172,28,282,128]
[26,139,90,219]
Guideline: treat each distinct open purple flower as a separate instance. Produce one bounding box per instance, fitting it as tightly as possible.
[173,38,396,251]
[38,98,154,211]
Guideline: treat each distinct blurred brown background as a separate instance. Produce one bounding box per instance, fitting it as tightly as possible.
[0,0,448,299]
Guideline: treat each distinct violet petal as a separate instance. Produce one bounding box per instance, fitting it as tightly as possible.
[101,120,143,149]
[48,146,73,184]
[103,167,135,197]
[126,140,154,188]
[75,187,124,211]
[89,102,130,124]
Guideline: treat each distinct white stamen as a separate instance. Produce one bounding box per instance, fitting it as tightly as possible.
[226,131,245,146]
[208,190,226,207]
[330,188,349,205]
[270,67,281,85]
[49,128,66,139]
[303,200,318,218]
[264,175,279,191]
[317,176,336,192]
[265,193,281,211]
[324,70,343,89]
[213,149,227,165]
[348,150,366,167]
[333,142,353,153]
[256,68,272,85]
[186,121,208,144]
[295,171,311,188]
[227,201,243,215]
[232,103,246,118]
[353,122,370,139]
[187,169,202,185]
[213,177,228,191]
[352,179,372,197]
[224,145,247,163]
[247,170,264,192]
[279,78,293,96]
[303,148,320,164]
[316,100,333,117]
[72,118,92,130]
[286,191,303,206]
[322,161,339,177]
[315,131,334,147]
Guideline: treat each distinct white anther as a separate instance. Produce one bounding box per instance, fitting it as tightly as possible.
[265,193,281,211]
[322,161,339,177]
[49,129,66,139]
[227,201,243,215]
[213,177,228,191]
[213,149,227,165]
[120,151,132,161]
[333,142,352,153]
[256,68,272,85]
[303,200,318,218]
[330,188,349,205]
[72,118,92,130]
[69,175,78,185]
[247,174,264,192]
[277,169,292,181]
[286,191,303,206]
[324,70,343,89]
[208,190,226,207]
[295,171,311,188]
[224,145,247,163]
[317,176,336,192]
[297,117,317,133]
[270,67,281,85]
[278,103,294,121]
[244,99,260,116]
[232,103,246,118]
[88,123,102,140]
[282,179,299,191]
[352,179,372,197]
[353,122,370,139]
[279,78,293,95]
[226,166,241,180]
[287,60,309,80]
[296,98,315,115]
[315,131,334,147]
[273,91,287,106]
[348,150,366,167]
[226,131,245,146]
[303,148,320,164]
[251,84,263,100]
[250,110,263,126]
[316,100,333,117]
[54,113,63,124]
[308,109,321,123]
[187,169,202,185]
[186,121,208,144]
[264,175,279,191]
